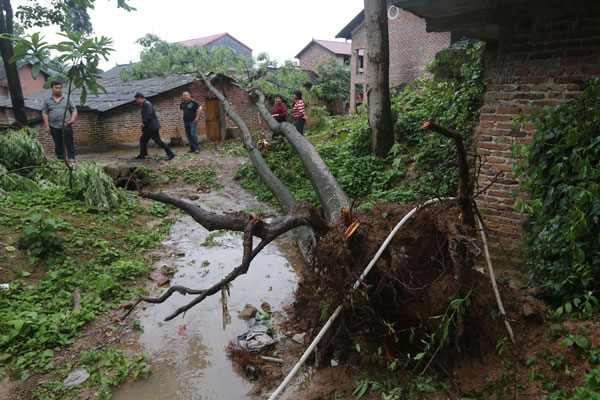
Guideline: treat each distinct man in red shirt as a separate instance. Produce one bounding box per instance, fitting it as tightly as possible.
[292,90,307,135]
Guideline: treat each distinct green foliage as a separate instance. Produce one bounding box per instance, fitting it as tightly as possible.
[313,59,350,101]
[0,129,122,208]
[393,41,485,197]
[0,187,165,392]
[0,128,47,170]
[235,41,485,212]
[161,165,221,189]
[512,78,600,303]
[123,34,310,102]
[11,31,114,106]
[17,212,66,264]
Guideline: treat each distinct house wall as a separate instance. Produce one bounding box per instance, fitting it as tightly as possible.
[298,44,343,73]
[0,79,263,154]
[0,65,47,96]
[349,9,450,111]
[475,5,600,251]
[208,37,252,58]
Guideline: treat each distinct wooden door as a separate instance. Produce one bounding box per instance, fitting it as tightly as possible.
[206,99,221,142]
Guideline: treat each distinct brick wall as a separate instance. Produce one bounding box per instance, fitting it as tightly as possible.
[0,78,262,155]
[298,43,339,73]
[0,65,47,96]
[475,5,600,251]
[349,8,450,111]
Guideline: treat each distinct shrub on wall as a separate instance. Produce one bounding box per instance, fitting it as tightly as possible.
[512,78,600,304]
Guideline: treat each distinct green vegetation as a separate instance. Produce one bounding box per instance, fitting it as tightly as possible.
[236,41,485,212]
[162,165,221,189]
[512,78,600,304]
[0,185,171,397]
[0,129,121,208]
[313,59,351,102]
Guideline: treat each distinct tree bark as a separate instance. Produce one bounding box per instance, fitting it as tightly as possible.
[199,72,315,261]
[254,90,350,222]
[0,0,28,126]
[364,0,395,157]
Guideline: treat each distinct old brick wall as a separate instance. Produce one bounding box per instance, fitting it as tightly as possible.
[0,78,262,155]
[0,65,47,96]
[475,6,600,251]
[298,43,338,73]
[349,9,450,111]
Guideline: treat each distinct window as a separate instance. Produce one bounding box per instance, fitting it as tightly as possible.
[356,49,365,74]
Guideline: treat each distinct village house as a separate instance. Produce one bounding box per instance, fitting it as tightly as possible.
[295,39,352,73]
[0,74,262,154]
[177,32,252,58]
[337,7,450,112]
[391,0,600,255]
[0,62,48,97]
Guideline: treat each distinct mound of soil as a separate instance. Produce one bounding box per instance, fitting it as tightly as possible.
[288,201,548,393]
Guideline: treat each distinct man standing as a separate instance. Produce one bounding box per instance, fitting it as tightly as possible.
[42,81,78,163]
[179,91,202,153]
[134,93,175,161]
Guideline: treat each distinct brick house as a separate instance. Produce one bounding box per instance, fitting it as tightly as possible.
[295,39,351,73]
[336,7,450,112]
[0,74,263,154]
[392,0,600,253]
[0,62,48,97]
[177,33,252,58]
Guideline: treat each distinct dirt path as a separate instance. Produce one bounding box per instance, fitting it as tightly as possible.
[83,146,314,399]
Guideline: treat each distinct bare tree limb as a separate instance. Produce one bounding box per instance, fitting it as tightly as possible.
[422,121,475,227]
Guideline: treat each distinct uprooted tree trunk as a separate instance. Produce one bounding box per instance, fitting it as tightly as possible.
[198,71,315,260]
[253,89,350,222]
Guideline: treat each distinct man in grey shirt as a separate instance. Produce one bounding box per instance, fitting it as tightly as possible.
[42,81,78,162]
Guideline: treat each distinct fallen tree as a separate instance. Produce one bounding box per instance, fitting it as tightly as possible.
[127,75,545,388]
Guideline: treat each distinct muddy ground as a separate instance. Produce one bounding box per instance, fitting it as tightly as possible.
[3,142,599,400]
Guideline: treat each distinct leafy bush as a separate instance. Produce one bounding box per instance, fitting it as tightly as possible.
[512,78,600,303]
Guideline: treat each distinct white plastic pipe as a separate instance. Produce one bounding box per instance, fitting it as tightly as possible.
[268,198,452,400]
[476,213,516,344]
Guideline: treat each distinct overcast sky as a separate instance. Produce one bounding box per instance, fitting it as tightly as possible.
[13,0,364,71]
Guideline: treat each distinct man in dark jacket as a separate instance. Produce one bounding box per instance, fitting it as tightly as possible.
[134,93,175,160]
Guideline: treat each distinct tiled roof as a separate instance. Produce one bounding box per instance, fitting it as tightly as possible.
[0,74,198,112]
[177,32,252,51]
[336,11,365,40]
[101,63,135,79]
[295,39,352,59]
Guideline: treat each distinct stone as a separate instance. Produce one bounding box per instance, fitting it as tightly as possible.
[260,302,271,312]
[291,333,305,345]
[63,369,90,387]
[238,305,258,320]
[522,301,544,323]
[160,265,175,276]
[187,194,200,201]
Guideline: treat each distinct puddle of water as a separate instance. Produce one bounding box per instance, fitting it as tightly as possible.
[113,216,302,400]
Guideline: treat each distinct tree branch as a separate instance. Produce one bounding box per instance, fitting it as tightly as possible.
[422,121,474,227]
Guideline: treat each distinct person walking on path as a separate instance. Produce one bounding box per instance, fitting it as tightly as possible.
[134,92,175,160]
[42,81,78,163]
[179,91,202,153]
[292,90,307,135]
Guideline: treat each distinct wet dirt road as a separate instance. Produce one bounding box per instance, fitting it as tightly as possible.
[85,148,304,400]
